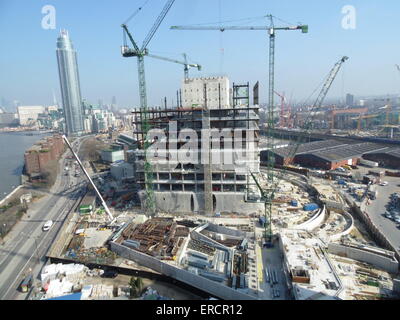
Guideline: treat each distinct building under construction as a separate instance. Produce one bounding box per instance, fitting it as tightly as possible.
[130,76,263,215]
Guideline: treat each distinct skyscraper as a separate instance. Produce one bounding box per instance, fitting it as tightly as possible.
[56,30,84,135]
[346,93,354,107]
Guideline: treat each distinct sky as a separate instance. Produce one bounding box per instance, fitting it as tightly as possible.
[1,0,400,109]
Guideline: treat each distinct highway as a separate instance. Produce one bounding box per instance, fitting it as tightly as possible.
[0,137,88,300]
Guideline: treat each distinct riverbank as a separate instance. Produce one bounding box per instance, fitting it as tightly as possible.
[0,127,56,134]
[0,185,24,207]
[0,131,51,201]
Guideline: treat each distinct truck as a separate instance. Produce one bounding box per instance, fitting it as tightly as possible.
[20,275,33,293]
[368,170,384,178]
[359,159,379,168]
[79,204,93,215]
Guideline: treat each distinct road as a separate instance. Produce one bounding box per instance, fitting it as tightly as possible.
[0,137,88,300]
[365,176,400,252]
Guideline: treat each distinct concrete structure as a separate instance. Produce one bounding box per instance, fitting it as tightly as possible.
[110,161,134,180]
[110,218,256,300]
[182,76,230,109]
[279,230,342,300]
[17,106,45,125]
[56,30,84,135]
[101,149,124,163]
[131,79,262,215]
[116,134,137,149]
[327,242,399,274]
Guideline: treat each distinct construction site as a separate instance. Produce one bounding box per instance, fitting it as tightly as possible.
[34,1,400,300]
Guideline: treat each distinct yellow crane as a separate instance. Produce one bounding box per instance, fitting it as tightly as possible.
[351,114,380,132]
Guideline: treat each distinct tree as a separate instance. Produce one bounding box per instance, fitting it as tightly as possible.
[135,277,143,293]
[129,276,138,298]
[129,276,144,298]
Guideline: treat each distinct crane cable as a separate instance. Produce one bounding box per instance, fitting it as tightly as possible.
[122,0,151,48]
[122,0,151,25]
[219,0,224,74]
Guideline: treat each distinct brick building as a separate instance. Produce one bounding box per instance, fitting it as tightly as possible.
[24,134,65,176]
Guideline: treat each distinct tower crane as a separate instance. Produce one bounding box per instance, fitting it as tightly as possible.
[121,0,175,215]
[171,14,307,245]
[300,56,348,136]
[146,52,201,79]
[251,56,348,245]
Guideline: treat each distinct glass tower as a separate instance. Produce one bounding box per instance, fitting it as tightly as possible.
[56,30,84,135]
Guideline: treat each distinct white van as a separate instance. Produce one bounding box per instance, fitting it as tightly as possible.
[42,220,53,231]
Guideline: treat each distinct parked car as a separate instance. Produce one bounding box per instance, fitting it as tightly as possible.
[384,212,392,219]
[380,181,388,186]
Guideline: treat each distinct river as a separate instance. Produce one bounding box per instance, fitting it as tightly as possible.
[0,131,51,201]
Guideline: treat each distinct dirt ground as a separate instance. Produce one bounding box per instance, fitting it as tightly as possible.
[78,137,108,162]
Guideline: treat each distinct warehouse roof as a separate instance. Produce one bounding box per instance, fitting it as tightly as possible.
[271,140,348,158]
[305,143,387,162]
[367,147,400,160]
[386,148,400,159]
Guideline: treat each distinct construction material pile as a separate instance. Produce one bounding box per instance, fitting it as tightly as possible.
[119,217,185,259]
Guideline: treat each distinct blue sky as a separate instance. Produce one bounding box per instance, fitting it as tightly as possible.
[1,0,400,108]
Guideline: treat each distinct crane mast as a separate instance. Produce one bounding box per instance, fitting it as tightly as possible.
[291,56,349,160]
[62,135,115,223]
[121,0,176,215]
[316,56,348,112]
[171,15,308,244]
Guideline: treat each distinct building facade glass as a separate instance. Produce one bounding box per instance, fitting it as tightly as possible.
[56,30,84,135]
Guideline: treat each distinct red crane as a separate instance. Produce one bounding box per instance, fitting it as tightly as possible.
[274,91,287,127]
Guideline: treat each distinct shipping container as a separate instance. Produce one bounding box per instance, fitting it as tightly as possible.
[359,159,379,168]
[303,203,319,211]
[290,200,298,207]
